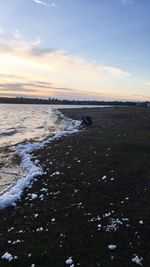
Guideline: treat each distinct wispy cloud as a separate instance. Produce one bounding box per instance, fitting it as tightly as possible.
[51,2,57,7]
[0,77,110,100]
[32,0,57,8]
[32,0,50,7]
[0,83,36,93]
[1,76,147,101]
[0,80,76,93]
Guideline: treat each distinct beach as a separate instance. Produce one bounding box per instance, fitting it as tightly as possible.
[0,106,150,266]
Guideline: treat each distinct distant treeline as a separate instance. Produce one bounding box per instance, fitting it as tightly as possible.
[0,97,137,106]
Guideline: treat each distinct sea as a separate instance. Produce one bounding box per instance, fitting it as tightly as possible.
[0,104,110,208]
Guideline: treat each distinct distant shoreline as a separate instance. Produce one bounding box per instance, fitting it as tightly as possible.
[0,96,137,106]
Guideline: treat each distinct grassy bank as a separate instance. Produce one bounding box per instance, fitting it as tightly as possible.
[0,107,150,267]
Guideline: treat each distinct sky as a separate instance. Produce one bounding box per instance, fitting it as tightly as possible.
[0,0,150,101]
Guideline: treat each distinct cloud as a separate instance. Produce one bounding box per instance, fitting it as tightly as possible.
[51,2,57,7]
[0,72,125,100]
[0,82,36,93]
[32,0,50,7]
[0,32,129,79]
[1,77,147,101]
[28,49,129,78]
[0,78,78,97]
[0,31,132,100]
[32,0,58,8]
[29,46,56,56]
[144,82,150,86]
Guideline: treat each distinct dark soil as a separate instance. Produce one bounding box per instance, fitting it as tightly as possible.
[0,107,150,267]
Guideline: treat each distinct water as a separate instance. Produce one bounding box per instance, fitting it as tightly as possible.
[0,105,63,148]
[0,103,110,196]
[0,104,75,194]
[0,104,106,148]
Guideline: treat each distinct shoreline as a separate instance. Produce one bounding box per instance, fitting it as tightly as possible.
[0,110,81,209]
[0,107,150,266]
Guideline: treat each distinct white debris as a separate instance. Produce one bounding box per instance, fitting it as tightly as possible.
[36,227,43,232]
[102,175,107,181]
[34,159,39,165]
[88,215,101,222]
[30,193,38,200]
[40,188,48,192]
[51,218,55,222]
[98,224,102,230]
[34,214,39,218]
[1,252,13,262]
[66,257,73,265]
[8,227,14,232]
[12,239,23,245]
[139,220,143,225]
[50,171,60,176]
[108,245,117,250]
[131,255,143,266]
[122,218,129,222]
[18,230,24,233]
[105,218,123,232]
[74,189,79,193]
[103,212,111,218]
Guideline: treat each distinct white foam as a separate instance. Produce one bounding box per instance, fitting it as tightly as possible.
[0,111,81,209]
[132,255,143,266]
[65,257,73,265]
[108,245,117,250]
[1,252,13,262]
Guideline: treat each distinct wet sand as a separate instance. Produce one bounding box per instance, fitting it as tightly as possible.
[0,107,150,267]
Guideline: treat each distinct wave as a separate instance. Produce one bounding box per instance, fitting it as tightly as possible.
[0,111,81,209]
[0,129,18,137]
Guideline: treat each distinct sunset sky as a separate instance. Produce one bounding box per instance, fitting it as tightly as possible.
[0,0,150,101]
